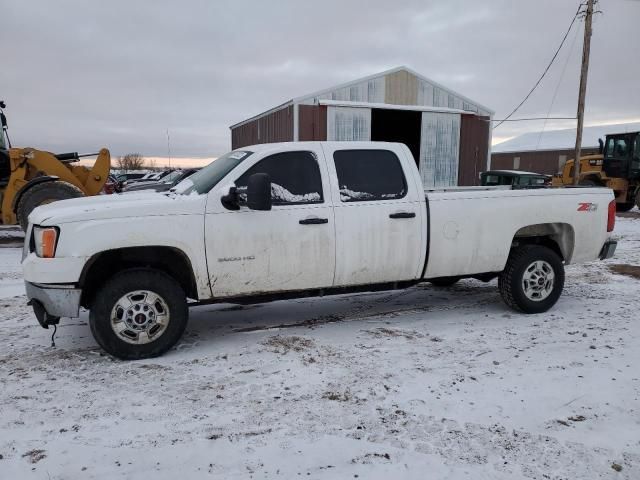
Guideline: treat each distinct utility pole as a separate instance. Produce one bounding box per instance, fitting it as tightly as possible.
[573,0,595,185]
[166,128,171,169]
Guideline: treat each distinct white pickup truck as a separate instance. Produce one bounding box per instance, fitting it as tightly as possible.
[23,141,617,359]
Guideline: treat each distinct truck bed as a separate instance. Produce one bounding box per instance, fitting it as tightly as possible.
[423,187,613,279]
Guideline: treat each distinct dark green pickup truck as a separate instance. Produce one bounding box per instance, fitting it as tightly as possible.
[481,170,551,188]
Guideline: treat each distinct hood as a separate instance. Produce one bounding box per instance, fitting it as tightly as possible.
[29,191,205,226]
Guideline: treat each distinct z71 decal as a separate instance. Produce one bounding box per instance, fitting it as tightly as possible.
[577,202,598,212]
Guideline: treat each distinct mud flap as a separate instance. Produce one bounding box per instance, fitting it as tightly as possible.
[28,299,60,329]
[599,240,617,260]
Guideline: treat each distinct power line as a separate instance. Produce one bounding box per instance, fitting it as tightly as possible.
[493,2,583,130]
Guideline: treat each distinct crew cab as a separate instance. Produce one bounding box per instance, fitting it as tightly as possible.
[23,142,618,359]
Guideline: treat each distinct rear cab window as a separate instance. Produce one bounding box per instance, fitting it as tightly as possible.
[333,149,407,202]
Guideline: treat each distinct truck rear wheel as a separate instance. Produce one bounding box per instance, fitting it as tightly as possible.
[498,245,564,314]
[89,269,188,360]
[16,181,84,230]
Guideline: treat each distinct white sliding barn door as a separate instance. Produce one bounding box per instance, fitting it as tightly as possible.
[327,107,371,141]
[419,112,461,188]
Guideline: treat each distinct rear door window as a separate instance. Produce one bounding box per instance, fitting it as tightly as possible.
[333,150,407,202]
[235,151,323,205]
[516,176,532,186]
[483,174,500,185]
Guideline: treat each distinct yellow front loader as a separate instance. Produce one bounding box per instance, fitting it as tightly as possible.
[0,101,111,229]
[551,131,640,212]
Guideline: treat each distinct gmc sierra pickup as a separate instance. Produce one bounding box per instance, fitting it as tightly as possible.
[23,141,617,359]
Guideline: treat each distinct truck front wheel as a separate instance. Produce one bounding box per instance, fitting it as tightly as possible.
[498,245,565,314]
[89,269,188,360]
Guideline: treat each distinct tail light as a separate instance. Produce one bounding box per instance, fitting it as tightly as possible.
[607,200,616,232]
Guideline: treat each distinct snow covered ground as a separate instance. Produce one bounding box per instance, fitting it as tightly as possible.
[1,217,639,479]
[0,227,24,299]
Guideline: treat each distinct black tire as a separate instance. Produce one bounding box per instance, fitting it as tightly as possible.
[616,202,634,213]
[89,269,188,360]
[429,277,460,287]
[17,181,84,230]
[498,245,564,314]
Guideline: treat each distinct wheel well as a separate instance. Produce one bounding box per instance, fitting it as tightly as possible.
[512,223,574,262]
[79,246,198,308]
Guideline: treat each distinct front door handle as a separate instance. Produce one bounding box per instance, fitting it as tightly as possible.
[389,212,416,219]
[299,217,329,225]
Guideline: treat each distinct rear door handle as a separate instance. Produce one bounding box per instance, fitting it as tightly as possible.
[299,217,329,225]
[389,212,416,219]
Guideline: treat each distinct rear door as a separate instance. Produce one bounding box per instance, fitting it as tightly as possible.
[322,144,426,286]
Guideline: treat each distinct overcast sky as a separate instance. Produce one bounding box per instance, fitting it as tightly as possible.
[2,0,639,161]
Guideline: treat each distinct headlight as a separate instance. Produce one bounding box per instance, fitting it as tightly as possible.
[33,226,59,258]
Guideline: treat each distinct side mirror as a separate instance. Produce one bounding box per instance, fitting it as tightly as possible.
[221,186,240,211]
[246,173,272,211]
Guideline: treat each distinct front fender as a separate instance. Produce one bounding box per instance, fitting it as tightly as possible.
[53,215,211,300]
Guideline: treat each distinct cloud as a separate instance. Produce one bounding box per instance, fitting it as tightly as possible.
[1,0,638,157]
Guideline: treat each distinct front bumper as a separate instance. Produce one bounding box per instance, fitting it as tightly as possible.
[599,240,617,260]
[25,281,82,328]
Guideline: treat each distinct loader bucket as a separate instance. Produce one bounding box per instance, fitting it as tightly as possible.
[82,148,111,195]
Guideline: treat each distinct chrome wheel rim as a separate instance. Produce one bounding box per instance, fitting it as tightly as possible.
[110,290,170,345]
[522,260,555,301]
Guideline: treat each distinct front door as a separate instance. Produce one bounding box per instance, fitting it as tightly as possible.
[322,145,425,286]
[205,147,335,297]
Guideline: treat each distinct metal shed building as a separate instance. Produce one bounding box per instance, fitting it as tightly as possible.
[491,122,640,175]
[229,67,493,187]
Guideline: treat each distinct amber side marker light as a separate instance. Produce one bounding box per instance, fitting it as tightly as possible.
[41,229,57,258]
[34,227,58,258]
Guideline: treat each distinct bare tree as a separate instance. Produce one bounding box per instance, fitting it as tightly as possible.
[144,158,157,170]
[117,153,145,171]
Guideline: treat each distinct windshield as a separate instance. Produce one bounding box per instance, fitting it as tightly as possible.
[604,137,630,159]
[160,170,183,183]
[174,150,252,195]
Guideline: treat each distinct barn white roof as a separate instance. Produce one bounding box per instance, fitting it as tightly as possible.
[492,122,640,153]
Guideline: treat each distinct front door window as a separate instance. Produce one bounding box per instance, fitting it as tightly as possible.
[235,151,323,205]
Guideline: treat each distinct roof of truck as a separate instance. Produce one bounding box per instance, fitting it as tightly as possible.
[235,141,408,152]
[483,170,549,176]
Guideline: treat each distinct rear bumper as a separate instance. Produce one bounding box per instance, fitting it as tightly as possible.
[599,240,617,260]
[25,281,81,328]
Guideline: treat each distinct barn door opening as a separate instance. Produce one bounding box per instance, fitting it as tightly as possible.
[370,109,422,167]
